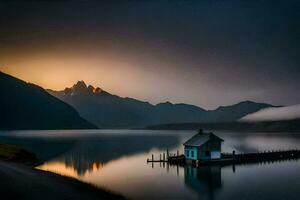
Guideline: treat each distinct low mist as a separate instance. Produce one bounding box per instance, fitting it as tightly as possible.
[240,104,300,122]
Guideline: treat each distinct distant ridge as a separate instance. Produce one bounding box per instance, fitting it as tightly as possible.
[48,81,276,128]
[205,100,280,122]
[146,118,300,132]
[0,72,96,130]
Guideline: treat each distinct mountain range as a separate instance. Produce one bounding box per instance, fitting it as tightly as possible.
[1,71,289,130]
[0,72,96,130]
[48,81,276,128]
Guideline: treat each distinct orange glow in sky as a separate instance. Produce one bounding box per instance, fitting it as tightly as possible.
[0,47,210,107]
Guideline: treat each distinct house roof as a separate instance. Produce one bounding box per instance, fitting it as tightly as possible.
[183,132,224,147]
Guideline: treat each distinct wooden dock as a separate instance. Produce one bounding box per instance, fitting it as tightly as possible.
[147,150,185,164]
[222,149,300,164]
[147,149,300,167]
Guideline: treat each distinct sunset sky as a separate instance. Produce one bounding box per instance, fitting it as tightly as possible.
[0,0,299,109]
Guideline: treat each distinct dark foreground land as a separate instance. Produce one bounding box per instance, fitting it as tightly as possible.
[0,161,125,200]
[0,144,125,200]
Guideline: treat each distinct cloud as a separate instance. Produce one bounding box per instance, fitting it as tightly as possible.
[240,104,300,122]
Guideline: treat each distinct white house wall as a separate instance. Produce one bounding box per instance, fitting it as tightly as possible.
[210,151,221,159]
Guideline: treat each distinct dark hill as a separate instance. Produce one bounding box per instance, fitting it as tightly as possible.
[0,72,96,130]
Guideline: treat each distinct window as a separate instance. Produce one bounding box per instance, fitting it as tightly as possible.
[186,150,189,157]
[191,150,194,158]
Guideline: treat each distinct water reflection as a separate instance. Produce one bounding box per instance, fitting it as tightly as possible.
[146,163,223,200]
[0,135,76,161]
[39,134,181,175]
[184,165,222,200]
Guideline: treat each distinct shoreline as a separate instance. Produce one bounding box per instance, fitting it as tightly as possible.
[0,143,126,200]
[0,161,126,200]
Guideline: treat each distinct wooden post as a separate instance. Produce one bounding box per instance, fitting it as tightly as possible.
[152,154,154,162]
[233,150,235,160]
[232,164,236,173]
[177,150,179,157]
[167,163,169,173]
[167,149,169,159]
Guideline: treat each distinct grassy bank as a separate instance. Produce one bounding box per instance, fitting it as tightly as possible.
[0,143,37,164]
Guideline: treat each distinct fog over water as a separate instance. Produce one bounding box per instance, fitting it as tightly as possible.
[241,104,300,122]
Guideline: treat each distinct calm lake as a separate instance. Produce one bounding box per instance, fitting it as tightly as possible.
[1,130,300,200]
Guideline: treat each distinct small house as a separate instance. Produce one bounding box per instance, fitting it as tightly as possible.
[183,129,224,161]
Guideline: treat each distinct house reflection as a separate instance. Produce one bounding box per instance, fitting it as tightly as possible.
[184,165,222,200]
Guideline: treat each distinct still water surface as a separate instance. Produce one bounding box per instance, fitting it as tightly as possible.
[1,130,300,200]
